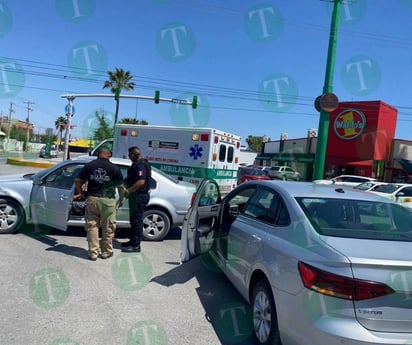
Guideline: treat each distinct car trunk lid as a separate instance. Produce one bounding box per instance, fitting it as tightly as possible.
[325,237,412,332]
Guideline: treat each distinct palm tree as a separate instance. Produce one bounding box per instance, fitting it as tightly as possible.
[54,116,67,150]
[103,67,136,126]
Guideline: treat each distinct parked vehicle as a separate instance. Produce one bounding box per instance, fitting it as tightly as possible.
[237,167,270,185]
[181,179,412,345]
[39,144,58,158]
[370,183,412,209]
[268,165,300,180]
[87,124,241,194]
[313,174,376,187]
[0,157,196,240]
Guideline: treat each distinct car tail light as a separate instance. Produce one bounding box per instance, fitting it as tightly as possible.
[120,129,128,136]
[298,262,395,301]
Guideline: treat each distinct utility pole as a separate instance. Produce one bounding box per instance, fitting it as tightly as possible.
[24,101,34,151]
[63,96,74,161]
[7,102,15,141]
[313,0,342,180]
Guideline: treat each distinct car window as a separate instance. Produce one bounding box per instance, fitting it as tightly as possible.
[354,182,373,190]
[400,187,412,197]
[243,187,289,225]
[225,186,255,214]
[218,144,226,162]
[227,146,234,163]
[298,197,412,241]
[244,168,267,176]
[198,181,220,206]
[375,184,402,194]
[44,164,85,190]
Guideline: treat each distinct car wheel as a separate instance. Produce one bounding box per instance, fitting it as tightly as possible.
[142,208,171,241]
[0,199,25,234]
[251,280,282,345]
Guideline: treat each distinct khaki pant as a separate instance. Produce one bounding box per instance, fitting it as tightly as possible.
[85,196,116,258]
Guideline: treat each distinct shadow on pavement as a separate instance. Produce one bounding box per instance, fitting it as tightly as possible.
[151,253,255,345]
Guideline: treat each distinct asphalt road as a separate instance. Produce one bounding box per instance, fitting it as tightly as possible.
[0,159,256,345]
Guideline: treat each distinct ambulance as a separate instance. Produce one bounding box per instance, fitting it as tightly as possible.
[106,124,241,193]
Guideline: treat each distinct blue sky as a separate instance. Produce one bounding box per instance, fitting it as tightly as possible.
[1,0,412,145]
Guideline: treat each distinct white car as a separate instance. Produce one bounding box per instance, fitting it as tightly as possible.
[268,165,301,180]
[370,183,412,209]
[313,174,377,187]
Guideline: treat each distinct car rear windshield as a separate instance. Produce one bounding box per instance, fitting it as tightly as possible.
[244,168,268,176]
[297,197,412,241]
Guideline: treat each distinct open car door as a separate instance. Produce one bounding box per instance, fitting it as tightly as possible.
[30,163,85,231]
[180,179,221,262]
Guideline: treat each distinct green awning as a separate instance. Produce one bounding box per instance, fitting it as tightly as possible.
[269,153,315,163]
[255,153,275,160]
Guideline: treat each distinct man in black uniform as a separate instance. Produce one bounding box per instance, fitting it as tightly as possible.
[121,146,151,253]
[75,147,125,260]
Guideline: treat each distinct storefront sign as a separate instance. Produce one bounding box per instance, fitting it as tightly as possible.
[333,108,366,140]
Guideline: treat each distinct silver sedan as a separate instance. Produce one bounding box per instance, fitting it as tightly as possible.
[0,157,195,240]
[182,179,412,344]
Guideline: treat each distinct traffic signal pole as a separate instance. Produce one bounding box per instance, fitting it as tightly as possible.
[313,0,342,180]
[63,96,74,161]
[60,92,197,161]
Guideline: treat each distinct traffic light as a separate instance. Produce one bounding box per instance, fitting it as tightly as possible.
[154,90,160,104]
[192,96,198,109]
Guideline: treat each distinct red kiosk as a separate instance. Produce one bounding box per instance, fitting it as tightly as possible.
[325,100,398,179]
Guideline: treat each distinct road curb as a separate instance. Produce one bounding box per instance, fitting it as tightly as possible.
[6,157,56,168]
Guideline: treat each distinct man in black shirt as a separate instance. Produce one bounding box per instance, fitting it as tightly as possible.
[121,146,151,253]
[75,148,125,260]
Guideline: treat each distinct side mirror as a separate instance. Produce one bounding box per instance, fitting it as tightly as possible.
[32,177,43,185]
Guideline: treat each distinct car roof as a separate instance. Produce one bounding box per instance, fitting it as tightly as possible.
[333,174,375,180]
[239,180,392,202]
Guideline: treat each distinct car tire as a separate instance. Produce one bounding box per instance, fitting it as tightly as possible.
[0,199,25,234]
[251,280,282,345]
[142,208,171,241]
